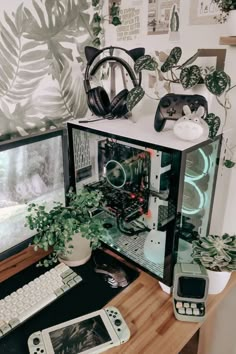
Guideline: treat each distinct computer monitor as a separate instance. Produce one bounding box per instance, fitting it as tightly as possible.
[0,129,69,261]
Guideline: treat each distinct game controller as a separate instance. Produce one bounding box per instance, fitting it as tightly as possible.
[154,93,208,132]
[28,306,130,354]
[28,331,46,354]
[105,306,130,343]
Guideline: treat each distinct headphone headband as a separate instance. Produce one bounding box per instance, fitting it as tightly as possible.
[84,46,143,93]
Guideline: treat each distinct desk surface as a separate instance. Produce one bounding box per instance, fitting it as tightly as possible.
[1,247,236,354]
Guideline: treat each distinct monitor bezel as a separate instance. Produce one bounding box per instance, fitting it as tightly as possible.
[0,128,70,262]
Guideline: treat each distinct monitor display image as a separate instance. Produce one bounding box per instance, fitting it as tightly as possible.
[0,131,67,258]
[49,315,111,354]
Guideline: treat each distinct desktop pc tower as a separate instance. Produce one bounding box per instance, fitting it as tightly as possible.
[67,119,221,286]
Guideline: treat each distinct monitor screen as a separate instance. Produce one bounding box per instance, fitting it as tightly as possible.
[49,315,111,354]
[0,130,68,260]
[177,276,206,299]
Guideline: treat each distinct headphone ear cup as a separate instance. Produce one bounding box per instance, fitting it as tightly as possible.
[87,86,111,117]
[110,89,129,118]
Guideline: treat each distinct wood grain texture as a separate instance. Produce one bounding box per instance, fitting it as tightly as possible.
[219,36,236,45]
[0,246,50,283]
[1,246,236,354]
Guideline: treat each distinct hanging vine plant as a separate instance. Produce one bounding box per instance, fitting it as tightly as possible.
[91,0,122,47]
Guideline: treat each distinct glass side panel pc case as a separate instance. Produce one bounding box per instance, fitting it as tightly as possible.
[0,129,69,261]
[67,121,221,286]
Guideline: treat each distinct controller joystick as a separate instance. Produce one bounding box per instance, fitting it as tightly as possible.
[105,306,130,343]
[154,93,208,132]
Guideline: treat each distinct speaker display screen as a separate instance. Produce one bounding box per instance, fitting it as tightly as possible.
[177,277,206,299]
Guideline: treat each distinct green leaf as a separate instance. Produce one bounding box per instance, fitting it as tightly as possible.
[92,13,101,23]
[111,16,122,26]
[92,37,101,47]
[180,65,202,89]
[204,113,221,139]
[92,0,100,6]
[160,47,182,72]
[110,4,120,17]
[126,86,145,111]
[224,160,235,168]
[205,70,229,96]
[134,55,158,73]
[92,25,102,36]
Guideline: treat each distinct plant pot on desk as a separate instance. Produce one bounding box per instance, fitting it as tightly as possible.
[59,233,92,267]
[207,269,231,294]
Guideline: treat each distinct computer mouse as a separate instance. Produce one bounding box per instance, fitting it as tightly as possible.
[94,263,129,288]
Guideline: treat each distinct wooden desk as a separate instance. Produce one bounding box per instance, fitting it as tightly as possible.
[1,247,236,354]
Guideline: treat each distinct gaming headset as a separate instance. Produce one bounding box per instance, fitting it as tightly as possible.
[84,46,145,119]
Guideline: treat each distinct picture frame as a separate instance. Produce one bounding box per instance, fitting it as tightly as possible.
[189,0,219,25]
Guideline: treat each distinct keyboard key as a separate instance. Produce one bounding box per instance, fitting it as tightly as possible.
[0,264,82,339]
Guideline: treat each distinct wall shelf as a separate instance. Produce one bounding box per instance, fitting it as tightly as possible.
[219,36,236,45]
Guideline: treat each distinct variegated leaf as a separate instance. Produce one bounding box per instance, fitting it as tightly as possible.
[160,47,182,73]
[204,113,221,139]
[127,86,145,111]
[180,65,201,89]
[205,70,229,96]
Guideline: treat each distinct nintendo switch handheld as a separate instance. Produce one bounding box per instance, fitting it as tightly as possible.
[172,263,209,322]
[28,306,130,354]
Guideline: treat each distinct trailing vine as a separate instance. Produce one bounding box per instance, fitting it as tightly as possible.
[91,0,121,47]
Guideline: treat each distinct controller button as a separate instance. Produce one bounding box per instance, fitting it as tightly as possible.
[160,98,171,108]
[167,108,176,116]
[33,337,40,345]
[114,319,122,326]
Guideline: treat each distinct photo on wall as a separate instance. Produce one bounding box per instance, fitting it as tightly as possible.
[147,0,180,36]
[189,0,219,25]
[109,0,142,42]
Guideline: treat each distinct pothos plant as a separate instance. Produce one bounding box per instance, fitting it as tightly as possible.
[91,0,122,47]
[25,188,104,267]
[127,47,236,165]
[213,0,236,23]
[191,234,236,272]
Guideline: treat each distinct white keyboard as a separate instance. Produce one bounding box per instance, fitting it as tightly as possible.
[0,263,82,338]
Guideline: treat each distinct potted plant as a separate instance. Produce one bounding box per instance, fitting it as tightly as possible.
[127,46,233,140]
[213,0,236,35]
[25,188,104,267]
[191,233,236,294]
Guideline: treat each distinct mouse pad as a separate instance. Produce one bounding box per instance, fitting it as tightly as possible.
[0,249,139,354]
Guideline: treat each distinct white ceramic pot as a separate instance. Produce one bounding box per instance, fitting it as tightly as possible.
[227,10,236,36]
[207,269,231,295]
[59,233,92,267]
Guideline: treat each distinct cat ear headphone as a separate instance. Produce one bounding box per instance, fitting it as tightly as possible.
[84,46,145,119]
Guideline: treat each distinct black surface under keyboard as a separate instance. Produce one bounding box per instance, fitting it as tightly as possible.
[0,249,139,354]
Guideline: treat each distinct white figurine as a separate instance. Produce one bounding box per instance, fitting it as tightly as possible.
[173,105,209,141]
